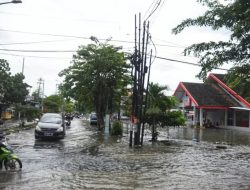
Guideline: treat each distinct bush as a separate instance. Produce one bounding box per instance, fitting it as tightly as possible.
[111,121,123,136]
[162,111,186,126]
[25,107,41,122]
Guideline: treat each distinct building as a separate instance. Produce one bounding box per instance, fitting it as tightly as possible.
[174,73,250,128]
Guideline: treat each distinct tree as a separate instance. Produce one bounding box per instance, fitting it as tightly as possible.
[147,83,175,112]
[144,83,180,141]
[0,59,11,103]
[43,95,63,113]
[64,100,74,113]
[3,73,30,104]
[172,0,250,98]
[225,64,250,102]
[59,43,130,129]
[0,59,31,118]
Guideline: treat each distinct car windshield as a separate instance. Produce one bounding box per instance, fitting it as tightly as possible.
[40,114,62,124]
[91,114,97,119]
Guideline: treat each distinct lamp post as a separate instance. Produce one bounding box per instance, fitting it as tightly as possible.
[0,0,22,5]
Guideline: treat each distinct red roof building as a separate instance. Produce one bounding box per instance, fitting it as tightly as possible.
[174,73,250,128]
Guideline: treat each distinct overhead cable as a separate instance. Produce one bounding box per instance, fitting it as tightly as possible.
[0,47,228,70]
[155,56,228,71]
[0,28,184,48]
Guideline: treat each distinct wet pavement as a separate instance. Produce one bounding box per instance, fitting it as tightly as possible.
[1,119,250,190]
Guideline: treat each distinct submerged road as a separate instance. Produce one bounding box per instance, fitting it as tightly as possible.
[1,119,250,190]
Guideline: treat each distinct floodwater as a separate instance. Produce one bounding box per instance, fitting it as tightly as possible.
[1,119,250,190]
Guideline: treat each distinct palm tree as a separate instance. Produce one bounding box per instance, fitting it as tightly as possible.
[145,83,176,141]
[147,83,174,112]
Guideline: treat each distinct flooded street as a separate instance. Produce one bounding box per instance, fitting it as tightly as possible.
[1,119,250,190]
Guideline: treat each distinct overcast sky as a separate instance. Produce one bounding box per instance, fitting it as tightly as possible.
[0,0,230,96]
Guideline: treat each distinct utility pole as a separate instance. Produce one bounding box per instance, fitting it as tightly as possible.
[130,13,152,147]
[37,78,45,112]
[22,57,25,74]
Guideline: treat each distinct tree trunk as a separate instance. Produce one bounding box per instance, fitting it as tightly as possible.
[95,86,107,131]
[152,117,157,142]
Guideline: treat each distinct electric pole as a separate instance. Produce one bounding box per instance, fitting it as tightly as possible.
[22,57,25,74]
[130,13,153,147]
[37,78,45,112]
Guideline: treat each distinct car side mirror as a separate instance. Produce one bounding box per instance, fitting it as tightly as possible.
[35,118,39,123]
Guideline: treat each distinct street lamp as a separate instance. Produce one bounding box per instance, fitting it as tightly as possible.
[0,0,22,5]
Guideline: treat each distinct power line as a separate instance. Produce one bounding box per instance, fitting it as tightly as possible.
[147,0,167,27]
[0,48,76,53]
[154,37,185,48]
[155,56,228,71]
[145,0,162,21]
[121,33,184,48]
[0,28,90,40]
[0,52,71,59]
[0,28,184,48]
[0,47,229,71]
[143,0,158,19]
[0,39,77,46]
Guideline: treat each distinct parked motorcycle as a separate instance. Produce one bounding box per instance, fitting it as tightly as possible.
[0,133,22,171]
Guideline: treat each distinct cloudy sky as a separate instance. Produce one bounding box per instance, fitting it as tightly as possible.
[0,0,230,96]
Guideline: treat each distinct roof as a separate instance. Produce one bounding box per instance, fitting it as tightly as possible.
[209,73,250,108]
[180,82,241,107]
[210,73,227,83]
[174,73,250,109]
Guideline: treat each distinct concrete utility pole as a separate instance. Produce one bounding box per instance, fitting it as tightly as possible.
[130,13,153,147]
[37,78,45,112]
[22,57,25,74]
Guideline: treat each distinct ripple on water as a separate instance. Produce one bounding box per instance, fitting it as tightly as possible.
[3,125,250,190]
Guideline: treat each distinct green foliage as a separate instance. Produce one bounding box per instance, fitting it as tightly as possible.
[3,73,30,104]
[144,110,186,127]
[147,83,176,112]
[172,0,250,82]
[24,106,41,121]
[59,42,131,128]
[64,100,74,113]
[226,64,250,102]
[161,111,186,127]
[15,105,41,121]
[143,83,182,141]
[43,95,63,113]
[0,59,30,105]
[143,107,162,126]
[0,59,11,102]
[111,121,123,136]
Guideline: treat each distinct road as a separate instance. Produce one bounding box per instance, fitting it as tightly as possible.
[0,118,106,189]
[1,119,250,190]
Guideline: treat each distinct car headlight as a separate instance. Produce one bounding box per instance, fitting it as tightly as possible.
[56,127,63,132]
[35,125,41,131]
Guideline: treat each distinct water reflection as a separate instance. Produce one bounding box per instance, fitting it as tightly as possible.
[2,121,250,190]
[33,139,65,150]
[163,126,250,145]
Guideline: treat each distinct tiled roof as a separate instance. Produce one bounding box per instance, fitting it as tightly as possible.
[182,82,241,107]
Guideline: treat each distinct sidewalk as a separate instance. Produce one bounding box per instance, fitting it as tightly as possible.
[0,119,36,133]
